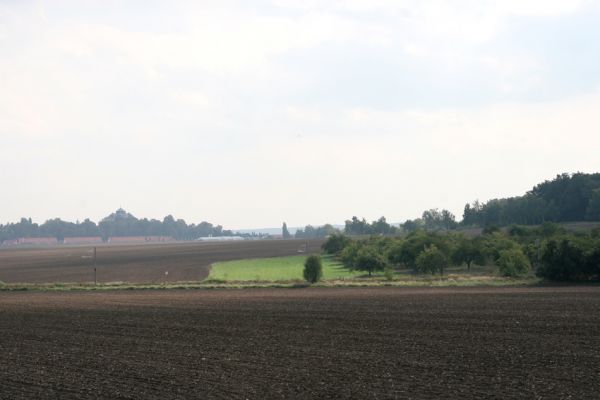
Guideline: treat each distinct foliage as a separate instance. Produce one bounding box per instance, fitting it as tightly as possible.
[353,247,388,276]
[482,233,520,263]
[383,265,394,281]
[397,230,451,269]
[385,240,405,265]
[482,225,501,235]
[415,245,448,275]
[340,242,363,269]
[536,236,600,281]
[344,216,398,236]
[282,222,291,239]
[295,224,339,239]
[322,234,352,254]
[421,209,458,230]
[463,172,600,227]
[496,249,531,277]
[451,236,486,269]
[586,189,600,220]
[303,255,323,283]
[0,209,233,243]
[401,219,423,233]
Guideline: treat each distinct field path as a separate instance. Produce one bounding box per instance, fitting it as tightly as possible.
[0,239,323,284]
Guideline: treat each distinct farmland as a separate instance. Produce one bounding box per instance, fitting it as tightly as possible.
[0,239,324,284]
[1,286,599,399]
[209,255,363,281]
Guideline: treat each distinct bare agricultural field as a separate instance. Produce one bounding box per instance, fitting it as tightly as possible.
[1,286,599,399]
[0,239,323,284]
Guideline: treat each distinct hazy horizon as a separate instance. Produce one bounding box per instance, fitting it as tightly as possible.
[2,1,600,228]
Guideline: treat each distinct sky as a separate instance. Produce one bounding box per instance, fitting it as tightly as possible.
[1,0,600,229]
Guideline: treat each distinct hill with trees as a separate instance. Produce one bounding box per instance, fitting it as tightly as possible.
[462,173,600,227]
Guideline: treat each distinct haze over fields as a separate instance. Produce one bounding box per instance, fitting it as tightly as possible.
[1,1,600,228]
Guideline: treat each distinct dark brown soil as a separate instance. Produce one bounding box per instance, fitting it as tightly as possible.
[0,239,323,284]
[1,286,599,399]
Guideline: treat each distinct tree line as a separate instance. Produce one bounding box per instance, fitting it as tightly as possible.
[4,172,600,243]
[462,172,600,227]
[322,223,600,282]
[341,173,600,235]
[0,208,233,242]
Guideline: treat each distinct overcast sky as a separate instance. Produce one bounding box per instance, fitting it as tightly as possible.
[1,0,600,229]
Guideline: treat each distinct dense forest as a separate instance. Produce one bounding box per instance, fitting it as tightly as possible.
[462,173,600,227]
[0,209,232,242]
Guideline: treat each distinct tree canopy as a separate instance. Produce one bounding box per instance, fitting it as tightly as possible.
[0,208,232,242]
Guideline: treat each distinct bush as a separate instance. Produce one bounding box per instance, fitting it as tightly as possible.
[303,254,323,283]
[415,245,448,275]
[383,266,394,281]
[537,237,595,281]
[496,249,531,277]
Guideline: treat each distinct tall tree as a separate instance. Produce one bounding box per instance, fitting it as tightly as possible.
[282,222,291,239]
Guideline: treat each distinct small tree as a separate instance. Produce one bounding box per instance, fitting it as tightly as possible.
[340,241,362,268]
[303,254,323,283]
[415,245,448,275]
[282,222,291,239]
[497,248,531,277]
[451,237,486,269]
[353,247,388,276]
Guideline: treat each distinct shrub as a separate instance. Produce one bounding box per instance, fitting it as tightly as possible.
[496,249,531,277]
[415,245,448,275]
[303,254,323,283]
[537,237,595,281]
[383,266,394,281]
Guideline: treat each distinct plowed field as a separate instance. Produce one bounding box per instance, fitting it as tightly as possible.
[0,239,323,284]
[1,286,599,399]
